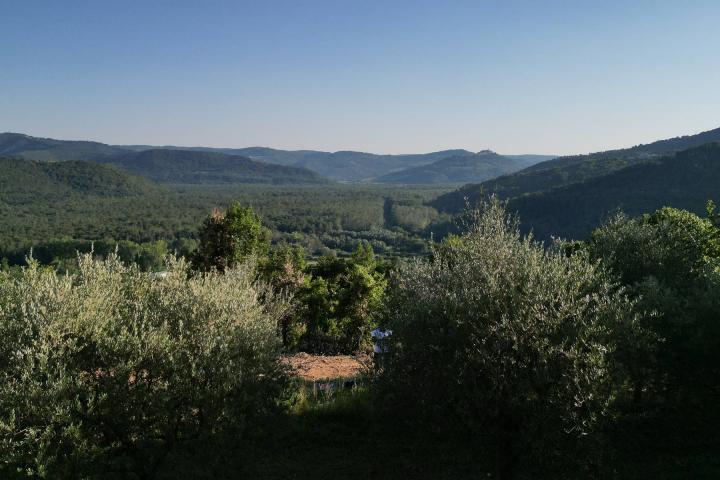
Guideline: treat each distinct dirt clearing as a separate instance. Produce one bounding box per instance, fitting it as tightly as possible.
[283,353,371,381]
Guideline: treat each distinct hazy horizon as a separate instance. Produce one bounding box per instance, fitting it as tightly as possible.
[7,123,720,158]
[5,129,563,157]
[2,0,719,155]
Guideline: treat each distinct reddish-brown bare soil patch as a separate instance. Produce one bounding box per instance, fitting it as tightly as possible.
[283,353,371,381]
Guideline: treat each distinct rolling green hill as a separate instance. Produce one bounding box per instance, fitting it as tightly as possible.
[128,146,483,180]
[114,145,485,180]
[2,133,552,183]
[0,132,127,161]
[0,134,329,185]
[99,149,329,185]
[433,126,720,213]
[0,157,161,204]
[374,150,534,184]
[118,145,322,167]
[0,134,478,181]
[289,149,477,181]
[119,146,552,182]
[507,143,720,240]
[281,150,551,182]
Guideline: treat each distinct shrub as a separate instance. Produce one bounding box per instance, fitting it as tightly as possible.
[382,201,638,479]
[588,208,720,402]
[0,254,289,479]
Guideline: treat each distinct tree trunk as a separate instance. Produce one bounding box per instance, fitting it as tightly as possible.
[633,380,644,405]
[494,417,517,480]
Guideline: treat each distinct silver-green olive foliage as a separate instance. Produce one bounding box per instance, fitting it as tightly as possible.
[588,206,720,396]
[0,254,289,479]
[385,201,638,472]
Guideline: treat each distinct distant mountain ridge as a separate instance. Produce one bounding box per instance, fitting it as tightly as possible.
[123,145,483,181]
[1,132,554,183]
[134,147,554,182]
[96,149,329,185]
[287,149,479,182]
[432,126,720,213]
[374,150,538,184]
[0,134,329,185]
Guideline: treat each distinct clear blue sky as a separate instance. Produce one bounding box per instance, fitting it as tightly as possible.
[1,0,718,155]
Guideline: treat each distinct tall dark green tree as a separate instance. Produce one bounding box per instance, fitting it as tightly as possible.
[286,244,386,353]
[193,203,270,272]
[261,244,309,348]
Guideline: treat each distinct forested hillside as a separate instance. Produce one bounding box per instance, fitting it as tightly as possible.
[98,149,329,185]
[0,157,160,200]
[0,157,166,256]
[92,143,484,180]
[158,147,480,180]
[1,132,552,183]
[433,126,720,213]
[123,146,554,182]
[508,143,720,239]
[0,132,126,161]
[375,151,533,184]
[288,149,478,181]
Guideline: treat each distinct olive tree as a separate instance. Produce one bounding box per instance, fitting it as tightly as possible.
[0,254,289,479]
[383,201,638,479]
[588,207,720,402]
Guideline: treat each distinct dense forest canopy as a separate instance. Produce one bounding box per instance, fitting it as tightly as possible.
[0,170,453,265]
